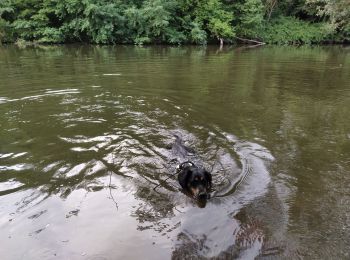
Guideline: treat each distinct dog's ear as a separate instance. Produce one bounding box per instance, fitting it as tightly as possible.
[178,168,192,190]
[204,170,212,189]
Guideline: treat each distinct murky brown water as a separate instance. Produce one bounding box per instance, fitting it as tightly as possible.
[0,45,349,259]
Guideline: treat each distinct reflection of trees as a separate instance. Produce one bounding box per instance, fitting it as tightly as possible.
[273,97,350,257]
[1,45,350,258]
[172,232,217,260]
[257,47,350,258]
[171,210,268,260]
[131,186,176,224]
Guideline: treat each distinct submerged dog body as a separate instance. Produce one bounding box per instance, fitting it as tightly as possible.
[171,135,212,201]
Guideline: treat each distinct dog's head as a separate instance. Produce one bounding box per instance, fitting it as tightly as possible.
[178,165,212,201]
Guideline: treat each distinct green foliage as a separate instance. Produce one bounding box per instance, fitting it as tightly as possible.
[124,0,184,45]
[0,0,347,44]
[0,19,8,43]
[234,0,264,38]
[188,21,207,44]
[53,0,126,43]
[193,0,235,40]
[0,17,13,43]
[0,0,14,43]
[261,16,329,44]
[306,0,350,41]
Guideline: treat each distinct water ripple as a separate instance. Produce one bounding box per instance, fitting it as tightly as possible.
[0,163,34,172]
[0,89,80,104]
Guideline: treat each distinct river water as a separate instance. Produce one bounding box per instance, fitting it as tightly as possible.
[0,45,349,259]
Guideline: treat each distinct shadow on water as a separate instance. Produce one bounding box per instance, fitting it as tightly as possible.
[0,45,349,259]
[0,88,281,258]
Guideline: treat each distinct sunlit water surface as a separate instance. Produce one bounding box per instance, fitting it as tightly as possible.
[0,45,349,259]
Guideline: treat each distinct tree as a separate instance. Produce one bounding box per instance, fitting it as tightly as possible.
[0,0,347,44]
[194,0,234,45]
[0,0,14,43]
[306,0,350,40]
[235,0,264,39]
[124,0,184,45]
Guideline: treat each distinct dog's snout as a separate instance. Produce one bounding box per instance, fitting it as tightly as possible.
[198,192,208,200]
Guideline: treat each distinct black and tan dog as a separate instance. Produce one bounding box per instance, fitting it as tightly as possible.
[171,135,212,203]
[177,161,212,200]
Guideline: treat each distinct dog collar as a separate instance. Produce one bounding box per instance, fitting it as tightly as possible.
[176,161,196,173]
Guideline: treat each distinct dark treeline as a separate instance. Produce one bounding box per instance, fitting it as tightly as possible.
[0,0,349,45]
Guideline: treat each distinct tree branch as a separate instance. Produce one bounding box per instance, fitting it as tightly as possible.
[234,36,266,45]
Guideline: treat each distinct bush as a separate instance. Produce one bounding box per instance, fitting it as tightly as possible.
[261,16,330,44]
[0,0,14,43]
[234,0,264,39]
[0,0,346,45]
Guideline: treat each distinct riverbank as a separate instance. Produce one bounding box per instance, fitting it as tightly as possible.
[0,0,349,46]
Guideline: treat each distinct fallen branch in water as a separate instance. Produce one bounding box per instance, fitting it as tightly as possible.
[235,36,266,45]
[108,169,119,210]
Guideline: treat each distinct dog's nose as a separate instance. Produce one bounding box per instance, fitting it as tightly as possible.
[198,192,208,200]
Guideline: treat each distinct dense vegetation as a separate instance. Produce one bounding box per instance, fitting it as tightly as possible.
[0,0,349,45]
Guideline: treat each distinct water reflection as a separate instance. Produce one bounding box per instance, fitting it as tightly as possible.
[0,45,349,259]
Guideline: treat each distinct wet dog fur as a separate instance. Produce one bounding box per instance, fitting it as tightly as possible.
[178,163,212,200]
[171,135,212,202]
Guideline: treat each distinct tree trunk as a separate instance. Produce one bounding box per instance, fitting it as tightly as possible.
[219,38,224,49]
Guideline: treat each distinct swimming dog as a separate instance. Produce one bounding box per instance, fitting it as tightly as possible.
[171,135,212,201]
[177,161,212,200]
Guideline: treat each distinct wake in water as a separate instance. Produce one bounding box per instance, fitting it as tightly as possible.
[0,90,277,259]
